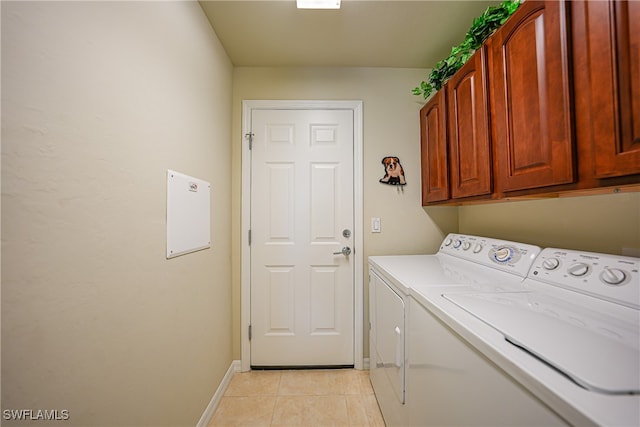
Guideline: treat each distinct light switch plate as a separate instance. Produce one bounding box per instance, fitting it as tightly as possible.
[371,217,381,233]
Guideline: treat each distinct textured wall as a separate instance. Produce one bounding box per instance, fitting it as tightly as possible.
[1,2,233,425]
[459,192,640,256]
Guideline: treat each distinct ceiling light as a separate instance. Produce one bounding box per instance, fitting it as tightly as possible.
[296,0,341,9]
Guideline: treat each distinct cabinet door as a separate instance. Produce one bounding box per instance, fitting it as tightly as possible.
[488,1,574,192]
[447,48,492,199]
[420,89,449,204]
[574,0,640,178]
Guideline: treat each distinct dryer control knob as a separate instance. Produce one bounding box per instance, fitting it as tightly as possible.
[473,243,483,253]
[453,240,462,248]
[542,258,560,270]
[462,242,471,251]
[568,262,590,277]
[444,238,452,246]
[600,268,626,285]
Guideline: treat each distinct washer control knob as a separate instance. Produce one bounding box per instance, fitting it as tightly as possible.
[462,242,471,251]
[444,238,452,246]
[568,262,590,277]
[542,258,560,270]
[473,243,483,254]
[453,239,462,248]
[600,268,626,285]
[494,247,513,263]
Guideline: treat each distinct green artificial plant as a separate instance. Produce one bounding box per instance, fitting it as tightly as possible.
[412,0,521,100]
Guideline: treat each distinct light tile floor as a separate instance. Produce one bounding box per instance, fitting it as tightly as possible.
[208,369,385,427]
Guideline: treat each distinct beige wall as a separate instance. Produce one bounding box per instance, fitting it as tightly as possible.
[459,192,640,256]
[231,67,458,359]
[1,2,233,426]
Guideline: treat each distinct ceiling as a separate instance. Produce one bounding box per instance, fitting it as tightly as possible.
[199,0,499,68]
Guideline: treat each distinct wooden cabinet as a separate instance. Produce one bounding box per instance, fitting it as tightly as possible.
[419,49,492,205]
[572,0,640,179]
[420,89,449,204]
[447,47,492,199]
[488,0,574,193]
[420,0,639,206]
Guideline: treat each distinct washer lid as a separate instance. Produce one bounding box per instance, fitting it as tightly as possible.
[444,291,640,394]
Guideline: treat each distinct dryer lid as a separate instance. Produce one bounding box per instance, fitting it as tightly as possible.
[444,291,640,394]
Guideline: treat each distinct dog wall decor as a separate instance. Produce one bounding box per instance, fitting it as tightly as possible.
[379,156,406,186]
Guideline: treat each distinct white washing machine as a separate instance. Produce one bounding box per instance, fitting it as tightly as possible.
[436,248,640,426]
[368,234,541,426]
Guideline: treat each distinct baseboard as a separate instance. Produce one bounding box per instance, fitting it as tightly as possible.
[196,359,241,427]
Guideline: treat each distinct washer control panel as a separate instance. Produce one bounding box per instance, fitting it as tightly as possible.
[529,248,640,309]
[440,234,540,278]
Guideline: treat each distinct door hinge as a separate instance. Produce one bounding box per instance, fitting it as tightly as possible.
[248,324,252,341]
[248,229,252,246]
[245,132,254,150]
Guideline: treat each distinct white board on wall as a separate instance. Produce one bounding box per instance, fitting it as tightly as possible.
[166,170,211,259]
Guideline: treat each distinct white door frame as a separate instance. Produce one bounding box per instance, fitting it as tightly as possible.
[241,100,364,372]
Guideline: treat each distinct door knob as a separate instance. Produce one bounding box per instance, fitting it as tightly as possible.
[333,246,352,256]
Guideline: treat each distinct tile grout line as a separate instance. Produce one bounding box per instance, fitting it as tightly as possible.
[270,371,283,426]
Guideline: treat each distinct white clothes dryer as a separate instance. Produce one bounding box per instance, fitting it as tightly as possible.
[437,248,640,426]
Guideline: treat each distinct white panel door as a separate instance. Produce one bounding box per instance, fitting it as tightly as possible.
[250,109,354,366]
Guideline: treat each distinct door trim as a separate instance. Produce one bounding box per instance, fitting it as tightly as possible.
[241,100,364,372]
